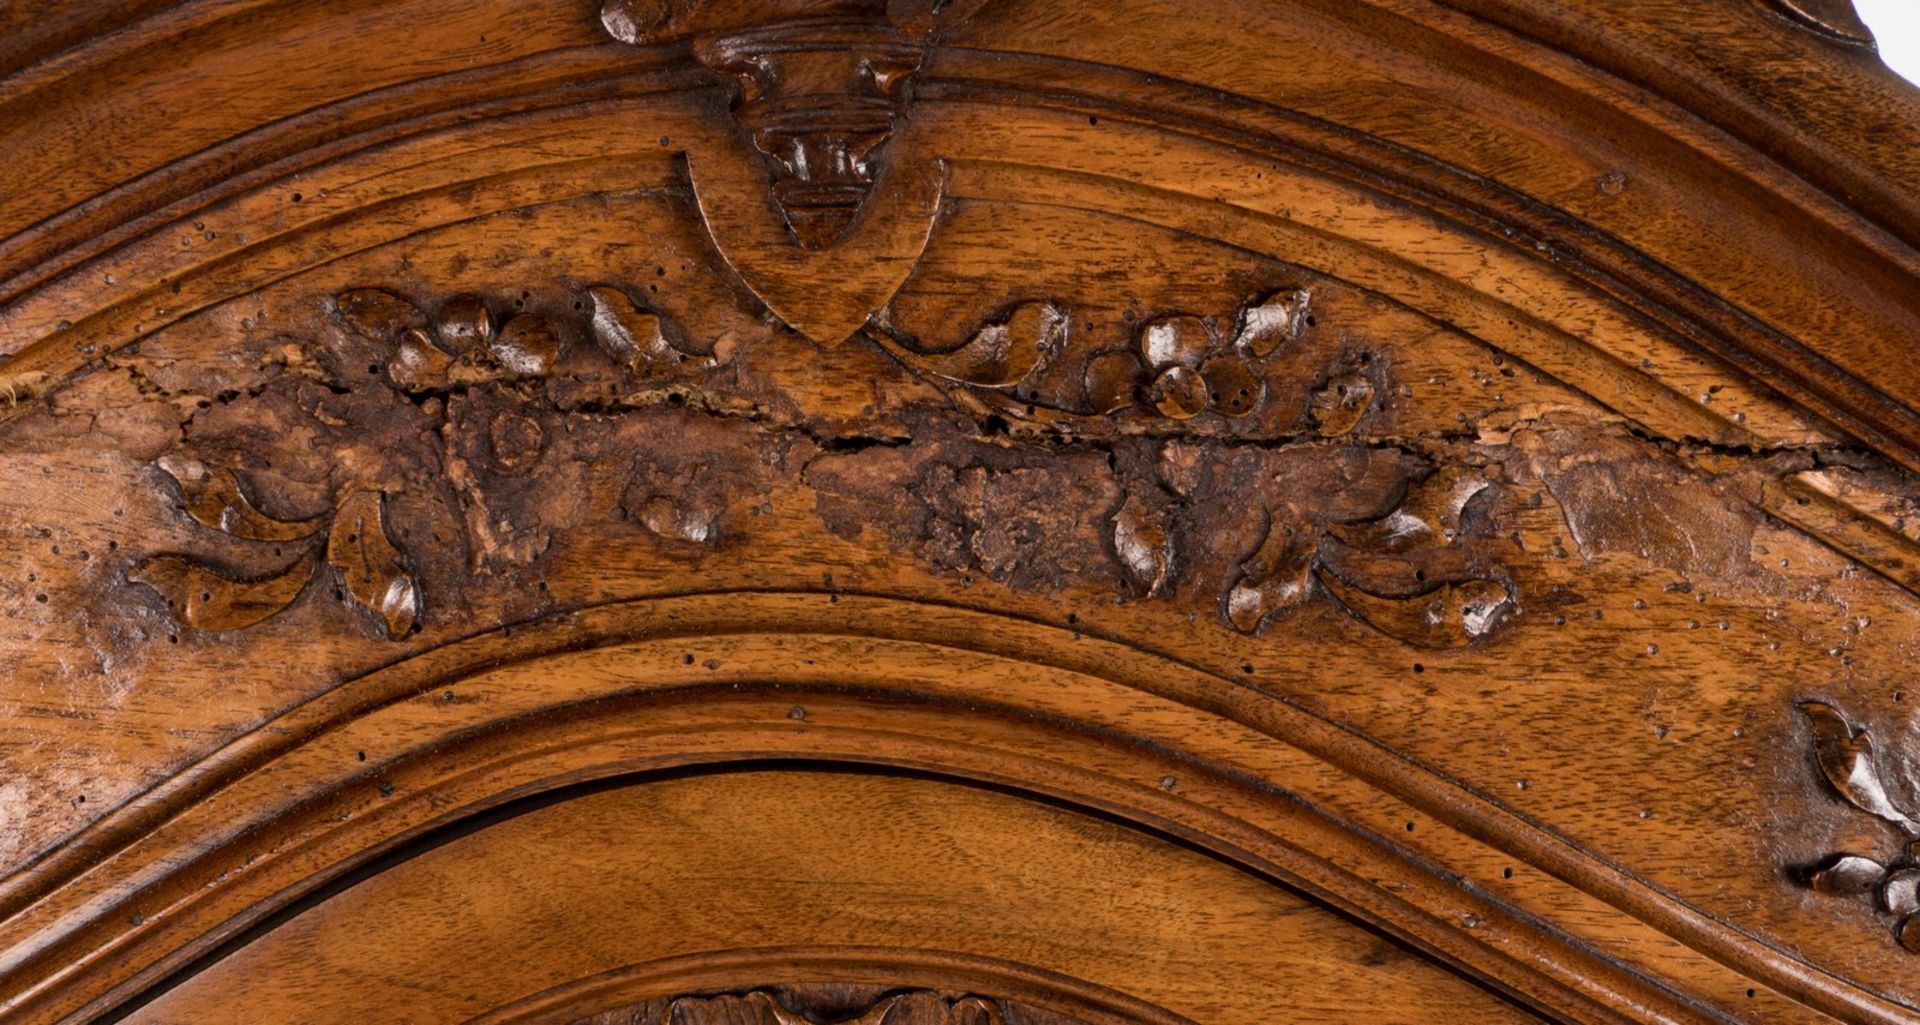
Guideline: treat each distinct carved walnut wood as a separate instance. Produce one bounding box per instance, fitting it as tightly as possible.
[592,987,1066,1025]
[3,1,1920,1024]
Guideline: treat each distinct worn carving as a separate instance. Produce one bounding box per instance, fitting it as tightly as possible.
[666,990,1002,1025]
[125,280,1513,649]
[129,459,419,638]
[569,985,1104,1025]
[128,283,732,637]
[1796,701,1920,952]
[340,285,715,394]
[1226,465,1512,647]
[809,425,1512,647]
[603,0,989,250]
[871,290,1320,428]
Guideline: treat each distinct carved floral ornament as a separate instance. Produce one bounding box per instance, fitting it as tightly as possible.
[650,989,1015,1025]
[128,279,1513,649]
[1798,701,1920,952]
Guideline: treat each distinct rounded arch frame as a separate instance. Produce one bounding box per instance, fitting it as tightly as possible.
[0,591,1892,1024]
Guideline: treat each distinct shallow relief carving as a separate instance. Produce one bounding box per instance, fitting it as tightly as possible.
[128,283,746,640]
[601,0,988,346]
[1795,701,1920,952]
[568,985,1092,1025]
[601,0,989,248]
[125,274,1514,649]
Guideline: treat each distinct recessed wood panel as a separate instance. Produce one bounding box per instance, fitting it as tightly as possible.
[129,770,1547,1025]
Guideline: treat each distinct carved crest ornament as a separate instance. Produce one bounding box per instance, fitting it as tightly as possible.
[605,0,988,344]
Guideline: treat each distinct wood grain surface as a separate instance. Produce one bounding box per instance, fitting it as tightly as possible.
[1,1,1919,1023]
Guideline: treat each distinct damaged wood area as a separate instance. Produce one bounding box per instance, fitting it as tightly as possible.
[36,275,1743,652]
[3,237,1912,969]
[55,267,1879,660]
[10,1,1920,1022]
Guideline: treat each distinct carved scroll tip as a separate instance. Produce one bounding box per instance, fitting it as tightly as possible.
[1800,699,1920,831]
[1757,0,1877,48]
[129,552,313,632]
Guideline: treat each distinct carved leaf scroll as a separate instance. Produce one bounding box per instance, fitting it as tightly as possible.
[1225,466,1512,647]
[339,288,579,390]
[133,460,419,639]
[876,287,1315,426]
[127,552,315,632]
[1802,701,1918,830]
[899,300,1066,388]
[589,285,713,374]
[129,459,326,631]
[156,456,323,541]
[327,490,420,640]
[1793,701,1920,953]
[133,283,727,640]
[1224,515,1317,632]
[131,279,1518,652]
[1316,573,1511,649]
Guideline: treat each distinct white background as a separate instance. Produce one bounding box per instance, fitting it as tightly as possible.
[1856,0,1920,84]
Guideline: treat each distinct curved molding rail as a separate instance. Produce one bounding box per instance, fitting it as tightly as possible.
[0,72,1881,456]
[2,5,1918,469]
[0,591,1903,1025]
